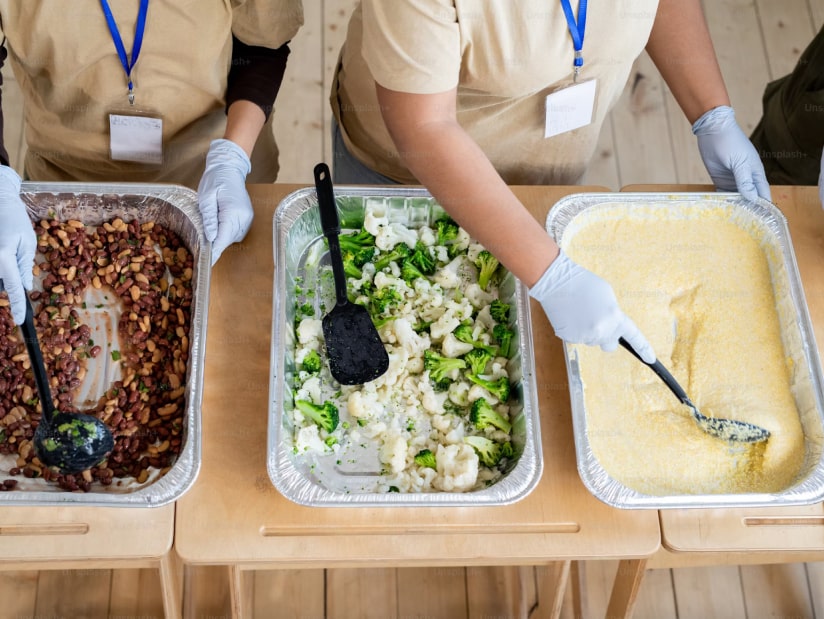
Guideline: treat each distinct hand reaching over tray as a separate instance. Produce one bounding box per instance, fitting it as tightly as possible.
[0,165,35,324]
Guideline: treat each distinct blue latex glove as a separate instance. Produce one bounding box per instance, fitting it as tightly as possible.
[693,105,771,202]
[0,165,35,325]
[529,251,656,363]
[197,139,254,265]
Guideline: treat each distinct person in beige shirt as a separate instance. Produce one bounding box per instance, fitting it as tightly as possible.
[331,0,770,361]
[0,0,303,325]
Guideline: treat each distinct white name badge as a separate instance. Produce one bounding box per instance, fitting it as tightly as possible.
[544,78,597,138]
[109,114,163,164]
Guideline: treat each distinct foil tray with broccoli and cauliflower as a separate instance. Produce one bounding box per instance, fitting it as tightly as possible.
[268,188,542,507]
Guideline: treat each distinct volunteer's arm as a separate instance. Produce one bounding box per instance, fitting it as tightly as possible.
[198,38,291,264]
[646,0,770,200]
[374,84,655,361]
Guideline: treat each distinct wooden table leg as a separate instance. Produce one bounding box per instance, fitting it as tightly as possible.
[534,560,572,619]
[230,565,253,619]
[605,559,647,619]
[158,548,184,619]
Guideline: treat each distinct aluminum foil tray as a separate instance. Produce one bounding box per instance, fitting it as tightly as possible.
[0,182,209,507]
[547,192,824,509]
[269,187,542,507]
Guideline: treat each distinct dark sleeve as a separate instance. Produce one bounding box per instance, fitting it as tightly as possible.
[226,35,291,121]
[0,40,9,167]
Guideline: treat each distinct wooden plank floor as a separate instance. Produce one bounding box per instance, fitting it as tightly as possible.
[2,1,824,617]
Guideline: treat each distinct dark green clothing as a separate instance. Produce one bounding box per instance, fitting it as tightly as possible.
[750,27,824,185]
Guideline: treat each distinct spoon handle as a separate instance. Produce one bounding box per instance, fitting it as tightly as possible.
[314,162,349,307]
[19,296,56,424]
[618,337,690,405]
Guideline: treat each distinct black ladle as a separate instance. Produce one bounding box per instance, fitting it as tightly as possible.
[20,296,114,473]
[314,162,389,385]
[619,337,770,444]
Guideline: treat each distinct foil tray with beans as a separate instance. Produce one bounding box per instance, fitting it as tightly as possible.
[0,183,209,507]
[268,187,543,507]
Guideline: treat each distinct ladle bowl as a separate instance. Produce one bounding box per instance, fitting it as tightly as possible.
[20,295,114,474]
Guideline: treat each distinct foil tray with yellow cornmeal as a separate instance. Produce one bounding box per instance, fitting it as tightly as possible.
[546,192,824,509]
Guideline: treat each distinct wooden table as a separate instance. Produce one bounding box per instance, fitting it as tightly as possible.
[174,184,662,618]
[621,185,824,579]
[0,503,182,618]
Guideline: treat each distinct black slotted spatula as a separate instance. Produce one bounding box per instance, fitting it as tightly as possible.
[314,163,389,385]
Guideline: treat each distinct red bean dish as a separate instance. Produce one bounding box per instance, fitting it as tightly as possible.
[0,217,192,492]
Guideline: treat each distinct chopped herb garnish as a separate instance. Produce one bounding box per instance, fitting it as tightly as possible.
[111,350,121,361]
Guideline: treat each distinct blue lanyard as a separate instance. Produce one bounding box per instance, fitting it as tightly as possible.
[560,0,587,81]
[100,0,149,104]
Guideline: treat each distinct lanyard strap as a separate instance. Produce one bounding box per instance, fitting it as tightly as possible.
[559,0,587,81]
[100,0,149,104]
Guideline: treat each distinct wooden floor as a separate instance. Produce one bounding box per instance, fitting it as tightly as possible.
[1,1,824,617]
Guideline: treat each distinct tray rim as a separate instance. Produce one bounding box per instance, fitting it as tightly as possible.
[546,190,824,510]
[268,185,544,507]
[0,181,208,508]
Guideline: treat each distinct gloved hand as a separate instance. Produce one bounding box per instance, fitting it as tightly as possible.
[693,105,771,203]
[197,138,254,265]
[0,165,35,325]
[529,251,656,363]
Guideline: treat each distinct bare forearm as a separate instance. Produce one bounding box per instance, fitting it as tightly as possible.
[223,100,266,158]
[645,0,729,123]
[383,115,558,286]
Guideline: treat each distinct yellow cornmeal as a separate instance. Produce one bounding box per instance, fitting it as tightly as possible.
[566,206,805,495]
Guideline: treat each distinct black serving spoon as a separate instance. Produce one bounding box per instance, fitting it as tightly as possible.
[20,296,115,473]
[314,162,389,385]
[619,337,770,444]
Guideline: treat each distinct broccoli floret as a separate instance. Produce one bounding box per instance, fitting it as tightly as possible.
[470,397,512,433]
[464,348,492,375]
[474,250,500,291]
[452,324,497,355]
[414,449,437,470]
[435,216,460,247]
[295,399,339,432]
[342,251,363,279]
[409,242,436,275]
[463,435,503,467]
[373,244,411,271]
[467,374,511,403]
[413,320,432,334]
[424,350,467,383]
[368,286,403,315]
[501,441,514,459]
[492,324,514,358]
[432,377,452,392]
[489,299,510,323]
[401,259,427,283]
[301,349,321,374]
[338,229,376,253]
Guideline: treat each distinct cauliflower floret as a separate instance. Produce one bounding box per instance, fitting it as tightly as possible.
[421,385,448,415]
[296,376,322,404]
[294,345,318,366]
[389,318,430,356]
[489,361,509,380]
[448,381,471,407]
[452,227,471,254]
[441,332,474,357]
[465,283,496,309]
[432,245,449,263]
[429,311,462,341]
[418,226,436,246]
[296,318,323,345]
[433,256,463,290]
[466,241,486,263]
[295,424,328,454]
[443,423,466,444]
[468,383,499,405]
[380,433,408,474]
[431,414,452,432]
[376,223,418,251]
[370,346,409,389]
[434,443,479,491]
[475,305,495,331]
[361,420,387,439]
[347,389,381,419]
[363,204,389,236]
